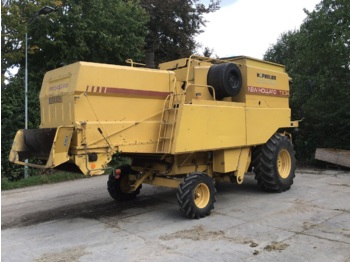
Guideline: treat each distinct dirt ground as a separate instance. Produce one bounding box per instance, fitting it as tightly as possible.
[2,169,350,261]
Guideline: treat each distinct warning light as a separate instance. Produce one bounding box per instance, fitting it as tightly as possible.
[115,169,121,179]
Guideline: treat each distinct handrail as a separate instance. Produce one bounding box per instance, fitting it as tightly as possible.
[125,59,146,67]
[183,54,222,99]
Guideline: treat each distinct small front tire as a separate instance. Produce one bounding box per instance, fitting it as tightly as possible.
[107,165,141,201]
[177,172,216,219]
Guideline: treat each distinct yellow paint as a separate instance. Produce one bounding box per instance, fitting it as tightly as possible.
[173,102,246,153]
[194,183,210,208]
[213,149,241,173]
[9,55,298,178]
[212,147,251,184]
[9,126,73,169]
[234,147,251,184]
[278,149,292,179]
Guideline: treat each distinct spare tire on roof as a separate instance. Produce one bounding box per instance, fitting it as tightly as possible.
[207,63,242,100]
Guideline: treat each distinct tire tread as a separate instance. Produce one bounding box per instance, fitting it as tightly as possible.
[177,172,216,219]
[252,134,296,192]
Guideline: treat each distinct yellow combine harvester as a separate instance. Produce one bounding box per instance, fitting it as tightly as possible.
[9,55,298,218]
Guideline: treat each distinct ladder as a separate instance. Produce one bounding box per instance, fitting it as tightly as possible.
[156,93,180,154]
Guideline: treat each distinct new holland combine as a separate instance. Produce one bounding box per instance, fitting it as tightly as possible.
[10,55,298,218]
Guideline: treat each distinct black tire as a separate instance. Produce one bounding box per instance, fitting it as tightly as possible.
[207,63,242,100]
[252,134,296,192]
[250,145,263,172]
[177,172,216,219]
[107,165,141,201]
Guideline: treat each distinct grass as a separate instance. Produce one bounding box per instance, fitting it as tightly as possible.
[1,172,86,190]
[1,156,129,191]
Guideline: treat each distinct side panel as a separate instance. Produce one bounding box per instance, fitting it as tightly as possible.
[73,64,175,154]
[213,149,241,173]
[40,65,78,128]
[172,103,246,153]
[246,108,291,145]
[225,57,290,109]
[51,127,74,166]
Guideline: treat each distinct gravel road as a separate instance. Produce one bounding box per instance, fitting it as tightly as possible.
[2,169,350,261]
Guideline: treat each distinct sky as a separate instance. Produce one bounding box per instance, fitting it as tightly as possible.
[196,0,321,59]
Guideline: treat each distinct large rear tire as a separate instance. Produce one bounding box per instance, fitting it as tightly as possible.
[177,172,216,219]
[252,134,296,192]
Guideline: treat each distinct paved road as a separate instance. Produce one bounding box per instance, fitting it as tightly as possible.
[2,169,350,262]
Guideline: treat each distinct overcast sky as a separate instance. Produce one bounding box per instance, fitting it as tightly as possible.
[197,0,321,59]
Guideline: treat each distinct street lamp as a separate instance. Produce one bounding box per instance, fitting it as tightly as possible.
[24,6,56,178]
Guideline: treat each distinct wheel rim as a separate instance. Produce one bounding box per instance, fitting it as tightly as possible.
[194,183,210,208]
[277,149,292,179]
[228,70,240,89]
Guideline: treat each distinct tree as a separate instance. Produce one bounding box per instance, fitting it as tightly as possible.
[2,76,24,179]
[264,0,350,163]
[140,0,220,64]
[1,0,221,179]
[1,0,149,87]
[1,0,149,179]
[203,46,215,57]
[1,0,26,87]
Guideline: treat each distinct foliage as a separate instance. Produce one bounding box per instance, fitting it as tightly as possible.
[1,171,86,190]
[1,0,149,179]
[264,0,350,163]
[140,0,220,64]
[2,0,149,87]
[1,0,220,179]
[2,75,26,180]
[108,154,132,169]
[203,46,216,58]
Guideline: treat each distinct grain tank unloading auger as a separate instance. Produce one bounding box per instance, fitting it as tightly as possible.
[9,55,299,218]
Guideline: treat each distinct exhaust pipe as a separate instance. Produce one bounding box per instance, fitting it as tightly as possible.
[145,53,155,68]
